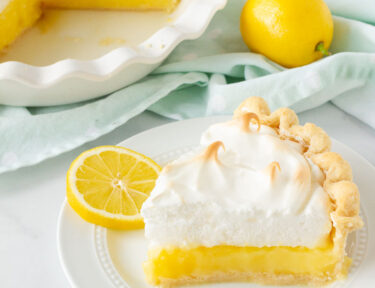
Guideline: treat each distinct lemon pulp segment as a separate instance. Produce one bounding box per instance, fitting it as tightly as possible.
[144,245,344,285]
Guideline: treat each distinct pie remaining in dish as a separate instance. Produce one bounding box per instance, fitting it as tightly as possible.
[41,0,180,11]
[0,0,179,51]
[141,97,363,287]
[0,0,41,52]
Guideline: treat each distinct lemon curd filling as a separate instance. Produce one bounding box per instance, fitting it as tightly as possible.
[144,244,347,286]
[0,0,179,51]
[0,0,41,51]
[42,0,179,11]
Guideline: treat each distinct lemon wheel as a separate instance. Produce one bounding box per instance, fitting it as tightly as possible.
[66,146,161,229]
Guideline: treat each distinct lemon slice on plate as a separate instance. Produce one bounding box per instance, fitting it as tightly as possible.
[66,146,161,229]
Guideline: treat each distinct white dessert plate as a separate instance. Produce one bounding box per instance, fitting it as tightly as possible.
[57,116,373,288]
[0,0,226,106]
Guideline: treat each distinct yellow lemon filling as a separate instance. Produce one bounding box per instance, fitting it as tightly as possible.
[42,0,180,11]
[0,0,179,51]
[0,0,41,51]
[144,244,347,286]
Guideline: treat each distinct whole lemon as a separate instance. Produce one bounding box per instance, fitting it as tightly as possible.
[240,0,333,68]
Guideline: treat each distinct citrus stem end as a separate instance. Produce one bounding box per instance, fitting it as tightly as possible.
[316,41,331,57]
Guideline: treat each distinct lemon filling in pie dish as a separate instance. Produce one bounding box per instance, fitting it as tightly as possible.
[0,0,41,52]
[141,97,363,287]
[0,0,179,51]
[41,0,179,10]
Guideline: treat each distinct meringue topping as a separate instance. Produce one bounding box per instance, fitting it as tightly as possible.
[141,118,332,249]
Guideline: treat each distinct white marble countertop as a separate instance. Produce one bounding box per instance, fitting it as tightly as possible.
[1,102,375,288]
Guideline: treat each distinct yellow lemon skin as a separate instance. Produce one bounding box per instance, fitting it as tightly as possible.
[240,0,334,68]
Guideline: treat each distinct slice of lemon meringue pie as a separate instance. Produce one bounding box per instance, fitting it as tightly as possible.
[141,97,363,287]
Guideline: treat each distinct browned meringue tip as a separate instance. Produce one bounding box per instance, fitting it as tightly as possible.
[265,161,281,181]
[201,141,225,164]
[293,165,310,185]
[237,112,261,133]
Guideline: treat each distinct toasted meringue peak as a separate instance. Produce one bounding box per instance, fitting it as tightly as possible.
[237,112,261,133]
[293,164,310,184]
[200,141,225,163]
[265,161,281,182]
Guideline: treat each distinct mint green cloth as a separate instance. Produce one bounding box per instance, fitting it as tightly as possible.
[1,0,375,174]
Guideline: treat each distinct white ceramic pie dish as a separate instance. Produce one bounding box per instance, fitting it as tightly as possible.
[0,0,226,106]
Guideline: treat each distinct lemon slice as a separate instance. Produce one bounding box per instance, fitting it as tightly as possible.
[66,146,161,229]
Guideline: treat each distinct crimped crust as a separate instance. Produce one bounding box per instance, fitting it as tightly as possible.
[234,97,363,275]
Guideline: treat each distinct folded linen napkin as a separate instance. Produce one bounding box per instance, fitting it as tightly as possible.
[1,0,375,174]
